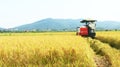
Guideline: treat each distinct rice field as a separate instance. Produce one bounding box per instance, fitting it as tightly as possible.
[0,32,120,67]
[96,31,120,49]
[0,32,96,67]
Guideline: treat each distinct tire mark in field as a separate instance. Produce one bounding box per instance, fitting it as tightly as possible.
[86,38,111,67]
[94,55,111,67]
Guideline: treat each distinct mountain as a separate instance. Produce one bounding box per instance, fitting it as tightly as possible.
[12,18,120,31]
[13,18,82,31]
[96,21,120,30]
[0,27,4,30]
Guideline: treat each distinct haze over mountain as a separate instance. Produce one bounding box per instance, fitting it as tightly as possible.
[13,18,81,31]
[1,18,120,31]
[0,27,4,30]
[96,21,120,30]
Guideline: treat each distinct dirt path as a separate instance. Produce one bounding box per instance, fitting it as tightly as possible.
[94,55,111,67]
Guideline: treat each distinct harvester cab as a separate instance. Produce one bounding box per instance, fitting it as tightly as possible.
[76,19,96,38]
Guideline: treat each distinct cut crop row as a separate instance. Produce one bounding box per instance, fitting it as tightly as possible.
[96,31,120,49]
[87,38,120,67]
[96,36,120,49]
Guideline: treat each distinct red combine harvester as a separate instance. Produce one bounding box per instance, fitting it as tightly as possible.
[76,19,96,38]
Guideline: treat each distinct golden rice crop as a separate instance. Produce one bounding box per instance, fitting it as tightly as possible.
[0,32,96,67]
[96,31,120,49]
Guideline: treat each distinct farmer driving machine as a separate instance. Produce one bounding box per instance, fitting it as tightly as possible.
[76,19,96,38]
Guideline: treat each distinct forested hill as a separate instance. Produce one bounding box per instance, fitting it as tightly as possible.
[1,18,120,31]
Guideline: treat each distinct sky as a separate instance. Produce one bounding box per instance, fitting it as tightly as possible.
[0,0,120,28]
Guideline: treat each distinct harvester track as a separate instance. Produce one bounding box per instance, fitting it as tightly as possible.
[86,38,112,67]
[94,55,111,67]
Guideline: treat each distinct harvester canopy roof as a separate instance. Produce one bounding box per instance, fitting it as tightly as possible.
[80,19,96,23]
